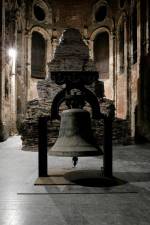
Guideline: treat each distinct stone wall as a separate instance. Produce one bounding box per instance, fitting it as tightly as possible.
[20,23,129,148]
[1,0,150,145]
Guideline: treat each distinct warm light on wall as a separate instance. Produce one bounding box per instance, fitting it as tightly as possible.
[8,48,17,59]
[8,48,17,74]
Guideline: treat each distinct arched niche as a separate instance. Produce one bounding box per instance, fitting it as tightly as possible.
[90,27,114,100]
[31,31,46,79]
[28,26,52,79]
[94,32,109,79]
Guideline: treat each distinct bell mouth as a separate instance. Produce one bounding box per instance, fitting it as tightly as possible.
[48,138,103,156]
[48,148,102,157]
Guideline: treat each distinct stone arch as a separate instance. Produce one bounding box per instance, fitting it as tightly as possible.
[94,32,109,79]
[90,27,110,79]
[26,26,52,100]
[90,27,111,60]
[51,88,101,120]
[29,26,52,77]
[31,31,46,79]
[90,26,110,41]
[30,26,50,40]
[89,27,114,100]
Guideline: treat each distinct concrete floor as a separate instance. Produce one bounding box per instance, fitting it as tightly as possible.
[0,136,150,225]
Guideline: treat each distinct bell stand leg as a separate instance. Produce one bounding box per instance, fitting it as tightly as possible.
[38,117,48,177]
[103,117,113,178]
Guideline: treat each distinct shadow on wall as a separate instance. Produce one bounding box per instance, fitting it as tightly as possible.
[0,121,9,141]
[136,53,150,143]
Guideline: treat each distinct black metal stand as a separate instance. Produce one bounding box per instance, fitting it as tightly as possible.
[103,117,113,177]
[38,117,48,177]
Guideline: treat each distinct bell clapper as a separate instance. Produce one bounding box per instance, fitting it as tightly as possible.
[72,156,78,167]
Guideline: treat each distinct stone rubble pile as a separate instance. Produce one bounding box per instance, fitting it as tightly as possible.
[20,96,130,151]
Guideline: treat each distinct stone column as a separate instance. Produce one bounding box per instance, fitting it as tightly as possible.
[124,15,128,120]
[0,0,9,140]
[26,33,32,101]
[46,39,52,78]
[130,0,134,65]
[112,30,117,105]
[115,28,119,114]
[116,15,128,120]
[88,40,94,60]
[109,31,115,101]
[10,73,16,134]
[9,19,17,135]
[46,30,53,79]
[51,38,58,59]
[145,0,149,54]
[16,30,26,117]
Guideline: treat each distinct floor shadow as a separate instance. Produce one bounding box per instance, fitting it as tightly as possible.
[64,170,127,187]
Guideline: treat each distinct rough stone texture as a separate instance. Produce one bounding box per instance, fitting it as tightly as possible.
[20,96,130,151]
[130,63,138,138]
[49,28,97,73]
[52,0,91,28]
[116,75,127,119]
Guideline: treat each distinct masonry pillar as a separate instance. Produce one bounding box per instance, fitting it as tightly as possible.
[9,17,17,135]
[0,0,9,141]
[52,38,58,59]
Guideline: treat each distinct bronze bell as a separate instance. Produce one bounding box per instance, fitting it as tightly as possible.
[49,108,103,157]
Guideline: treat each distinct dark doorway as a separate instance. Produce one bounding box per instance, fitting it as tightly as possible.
[31,31,46,79]
[94,32,109,79]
